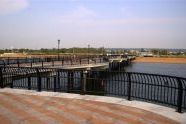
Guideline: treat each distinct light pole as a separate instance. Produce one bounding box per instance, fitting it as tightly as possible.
[102,46,104,56]
[73,47,75,55]
[58,39,60,60]
[73,47,75,60]
[88,44,90,64]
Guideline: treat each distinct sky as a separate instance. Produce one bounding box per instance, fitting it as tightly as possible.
[0,0,186,49]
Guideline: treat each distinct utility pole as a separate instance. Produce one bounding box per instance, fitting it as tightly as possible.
[58,39,60,60]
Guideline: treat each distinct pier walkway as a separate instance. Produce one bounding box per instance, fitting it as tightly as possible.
[0,56,136,70]
[0,88,185,124]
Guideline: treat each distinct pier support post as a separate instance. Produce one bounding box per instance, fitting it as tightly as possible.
[177,78,183,113]
[81,70,87,95]
[99,71,106,95]
[36,69,41,92]
[67,71,74,92]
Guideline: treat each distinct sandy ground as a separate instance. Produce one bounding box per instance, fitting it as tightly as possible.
[133,57,186,64]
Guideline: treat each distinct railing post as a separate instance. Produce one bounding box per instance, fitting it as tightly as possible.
[67,71,71,92]
[46,77,49,90]
[0,67,3,88]
[30,61,32,67]
[80,58,81,65]
[57,70,60,90]
[71,59,72,65]
[17,58,20,68]
[42,60,44,68]
[62,59,64,66]
[3,60,6,68]
[10,79,13,88]
[127,72,132,101]
[67,71,74,92]
[118,62,121,71]
[54,76,56,92]
[28,76,31,90]
[7,57,9,65]
[81,70,87,95]
[36,68,41,92]
[52,60,54,66]
[177,78,183,113]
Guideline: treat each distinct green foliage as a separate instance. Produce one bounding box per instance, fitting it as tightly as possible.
[0,47,106,55]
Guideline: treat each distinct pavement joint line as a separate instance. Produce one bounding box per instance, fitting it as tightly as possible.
[0,88,186,124]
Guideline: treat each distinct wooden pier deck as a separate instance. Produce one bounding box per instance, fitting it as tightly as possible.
[58,63,109,70]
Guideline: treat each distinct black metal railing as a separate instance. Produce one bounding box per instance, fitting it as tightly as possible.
[0,56,106,68]
[0,66,185,113]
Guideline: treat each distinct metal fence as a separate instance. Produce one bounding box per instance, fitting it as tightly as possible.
[0,56,105,68]
[0,66,186,113]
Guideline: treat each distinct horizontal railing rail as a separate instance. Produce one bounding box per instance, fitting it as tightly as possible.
[0,56,106,68]
[0,66,185,113]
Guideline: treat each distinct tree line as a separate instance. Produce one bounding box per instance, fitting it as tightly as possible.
[0,47,105,55]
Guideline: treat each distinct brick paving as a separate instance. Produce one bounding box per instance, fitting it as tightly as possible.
[0,92,178,124]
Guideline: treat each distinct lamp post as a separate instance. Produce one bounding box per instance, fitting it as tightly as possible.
[58,39,60,60]
[73,47,74,54]
[73,47,75,60]
[102,46,104,56]
[88,44,90,64]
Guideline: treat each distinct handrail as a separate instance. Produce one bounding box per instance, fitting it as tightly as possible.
[0,66,185,113]
[0,57,106,68]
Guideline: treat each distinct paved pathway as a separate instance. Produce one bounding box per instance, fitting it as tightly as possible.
[0,89,184,124]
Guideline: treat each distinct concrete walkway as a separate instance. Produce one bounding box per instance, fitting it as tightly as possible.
[0,88,185,124]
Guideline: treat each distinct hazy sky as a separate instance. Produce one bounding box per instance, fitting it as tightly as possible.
[0,0,186,49]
